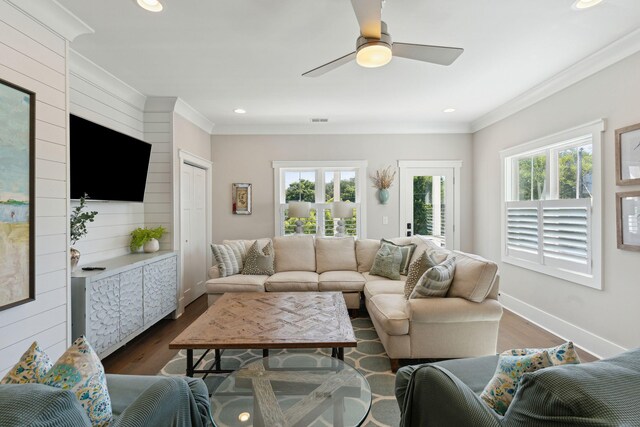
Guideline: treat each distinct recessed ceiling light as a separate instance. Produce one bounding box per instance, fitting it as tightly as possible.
[572,0,603,9]
[443,108,456,113]
[136,0,163,12]
[233,108,246,114]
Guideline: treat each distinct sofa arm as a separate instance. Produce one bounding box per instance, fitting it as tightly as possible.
[208,265,220,279]
[107,374,212,427]
[408,297,503,323]
[398,364,502,427]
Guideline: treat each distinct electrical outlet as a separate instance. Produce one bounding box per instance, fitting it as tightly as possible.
[382,216,388,225]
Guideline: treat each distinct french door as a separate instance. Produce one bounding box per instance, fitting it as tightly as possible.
[399,161,461,250]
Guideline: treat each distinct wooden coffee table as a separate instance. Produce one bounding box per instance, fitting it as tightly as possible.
[169,292,357,376]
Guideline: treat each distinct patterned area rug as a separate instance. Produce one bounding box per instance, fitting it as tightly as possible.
[160,315,401,427]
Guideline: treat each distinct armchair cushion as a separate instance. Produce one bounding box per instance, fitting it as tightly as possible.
[315,237,357,273]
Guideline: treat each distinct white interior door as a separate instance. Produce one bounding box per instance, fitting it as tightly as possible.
[181,162,207,306]
[399,161,461,250]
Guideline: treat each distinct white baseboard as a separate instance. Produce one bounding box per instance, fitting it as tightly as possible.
[499,292,627,359]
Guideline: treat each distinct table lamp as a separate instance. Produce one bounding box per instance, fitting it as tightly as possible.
[288,201,311,234]
[332,201,354,237]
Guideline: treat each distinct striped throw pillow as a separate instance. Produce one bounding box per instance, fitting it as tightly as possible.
[210,241,245,277]
[409,257,456,298]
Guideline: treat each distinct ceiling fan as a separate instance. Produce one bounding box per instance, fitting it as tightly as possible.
[302,0,464,77]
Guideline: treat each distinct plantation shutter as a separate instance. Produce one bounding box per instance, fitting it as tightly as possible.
[542,199,591,274]
[505,201,540,263]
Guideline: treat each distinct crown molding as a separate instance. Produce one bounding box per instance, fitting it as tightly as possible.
[69,49,147,111]
[210,121,471,135]
[8,0,93,41]
[144,97,178,113]
[471,28,640,133]
[174,99,215,134]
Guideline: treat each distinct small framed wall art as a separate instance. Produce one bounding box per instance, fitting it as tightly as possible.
[615,122,640,185]
[232,183,252,215]
[0,78,36,311]
[616,191,640,251]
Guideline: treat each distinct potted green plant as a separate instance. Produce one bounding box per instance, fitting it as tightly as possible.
[130,226,166,253]
[70,194,98,271]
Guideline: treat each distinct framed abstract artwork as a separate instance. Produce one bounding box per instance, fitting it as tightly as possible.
[0,78,36,310]
[615,122,640,185]
[232,183,252,215]
[616,191,640,251]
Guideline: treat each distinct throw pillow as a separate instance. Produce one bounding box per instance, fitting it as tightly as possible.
[480,350,553,416]
[369,244,403,280]
[41,336,112,427]
[381,238,417,275]
[1,341,52,384]
[242,240,275,275]
[403,251,441,299]
[409,257,457,298]
[502,341,581,366]
[210,240,245,277]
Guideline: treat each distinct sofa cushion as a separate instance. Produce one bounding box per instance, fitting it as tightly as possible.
[410,257,457,299]
[446,250,498,303]
[1,341,52,384]
[367,294,410,336]
[480,351,553,415]
[369,244,403,280]
[265,271,319,291]
[273,235,316,272]
[355,239,381,273]
[362,272,407,282]
[206,274,268,294]
[318,271,365,292]
[381,238,417,275]
[506,347,640,425]
[242,241,275,275]
[315,237,357,273]
[364,280,405,299]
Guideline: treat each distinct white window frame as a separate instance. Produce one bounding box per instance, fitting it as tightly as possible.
[500,120,604,290]
[272,160,368,238]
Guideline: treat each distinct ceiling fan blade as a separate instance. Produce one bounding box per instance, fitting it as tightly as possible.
[392,42,464,66]
[350,0,382,39]
[302,51,357,77]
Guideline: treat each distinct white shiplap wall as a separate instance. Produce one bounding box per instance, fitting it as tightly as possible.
[0,1,70,376]
[68,51,149,265]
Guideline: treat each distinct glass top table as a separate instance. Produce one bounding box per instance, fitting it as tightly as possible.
[210,354,372,427]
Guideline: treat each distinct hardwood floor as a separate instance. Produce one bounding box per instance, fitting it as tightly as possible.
[102,294,597,375]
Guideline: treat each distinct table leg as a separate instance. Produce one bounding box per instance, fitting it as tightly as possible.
[337,347,344,361]
[215,349,221,371]
[331,348,337,358]
[263,349,269,358]
[186,349,194,377]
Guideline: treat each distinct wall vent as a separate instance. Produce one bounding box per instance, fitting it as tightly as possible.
[310,118,329,123]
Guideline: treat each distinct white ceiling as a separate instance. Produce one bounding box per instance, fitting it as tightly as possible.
[58,0,640,134]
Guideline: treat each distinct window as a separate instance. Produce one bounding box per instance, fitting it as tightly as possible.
[501,121,603,289]
[273,161,367,237]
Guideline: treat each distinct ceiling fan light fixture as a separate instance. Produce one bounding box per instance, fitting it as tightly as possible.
[136,0,163,12]
[572,0,603,9]
[356,42,392,68]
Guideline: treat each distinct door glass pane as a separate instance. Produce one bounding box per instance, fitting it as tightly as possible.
[284,171,315,202]
[413,175,446,247]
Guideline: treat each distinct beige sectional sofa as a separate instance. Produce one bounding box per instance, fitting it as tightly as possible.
[206,234,503,370]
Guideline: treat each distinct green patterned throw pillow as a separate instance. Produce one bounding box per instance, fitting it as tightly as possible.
[41,336,112,427]
[369,244,403,280]
[210,240,245,277]
[502,341,581,366]
[242,240,275,275]
[381,239,417,275]
[480,351,553,415]
[409,257,456,298]
[1,341,52,384]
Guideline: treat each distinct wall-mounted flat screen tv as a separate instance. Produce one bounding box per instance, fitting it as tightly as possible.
[70,114,152,202]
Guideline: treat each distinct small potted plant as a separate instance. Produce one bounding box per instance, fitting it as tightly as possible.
[70,194,98,271]
[370,166,396,205]
[130,226,166,253]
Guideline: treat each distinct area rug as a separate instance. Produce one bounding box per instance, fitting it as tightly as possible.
[160,314,401,427]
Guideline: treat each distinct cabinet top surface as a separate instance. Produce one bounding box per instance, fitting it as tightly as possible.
[71,250,177,279]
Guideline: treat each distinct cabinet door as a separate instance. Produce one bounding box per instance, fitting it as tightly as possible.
[119,267,143,340]
[161,256,178,313]
[88,275,120,355]
[143,262,164,325]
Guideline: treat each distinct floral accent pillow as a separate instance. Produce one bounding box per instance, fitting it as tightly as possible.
[1,341,52,384]
[501,341,581,366]
[41,336,112,427]
[480,350,553,415]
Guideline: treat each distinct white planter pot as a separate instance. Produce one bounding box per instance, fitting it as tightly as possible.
[143,238,160,253]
